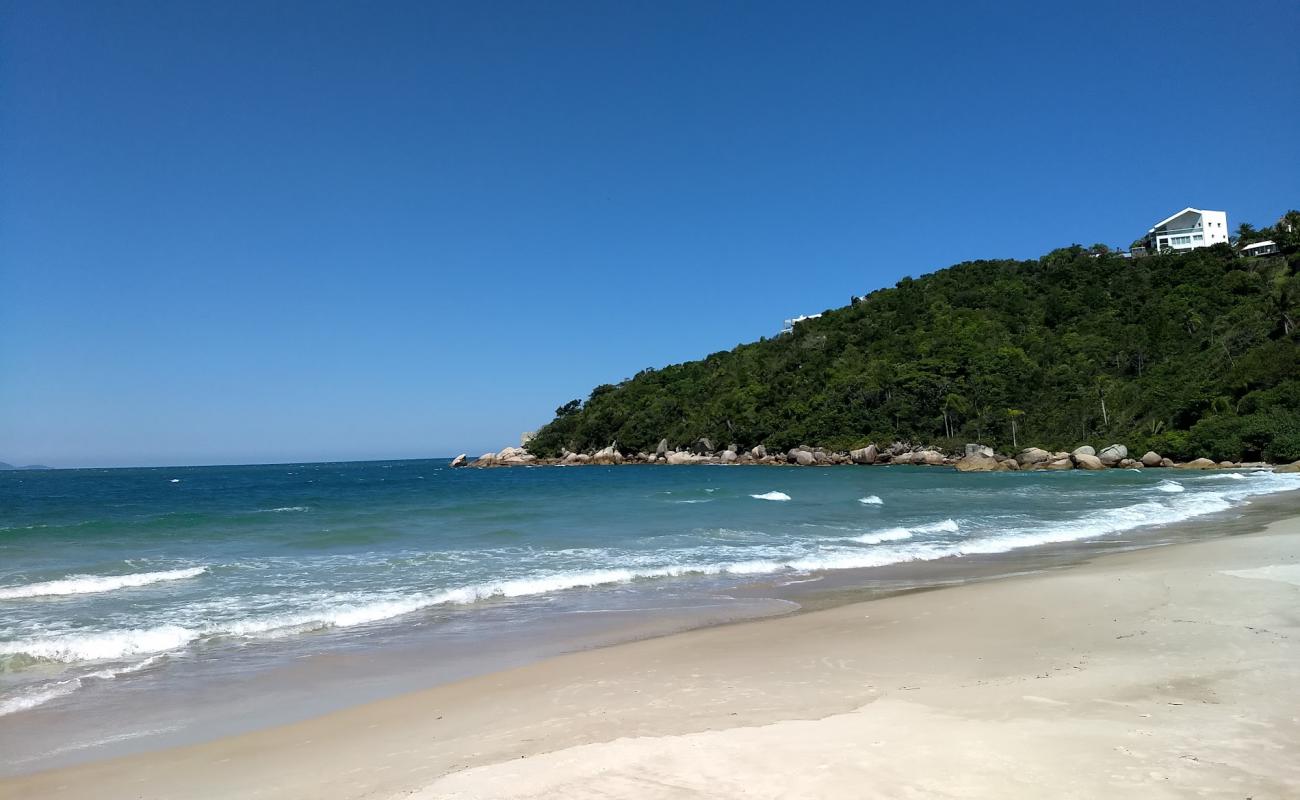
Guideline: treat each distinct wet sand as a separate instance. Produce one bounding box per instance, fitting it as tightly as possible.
[4,508,1299,799]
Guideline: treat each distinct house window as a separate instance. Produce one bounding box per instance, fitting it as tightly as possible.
[1193,234,1203,241]
[1172,235,1192,245]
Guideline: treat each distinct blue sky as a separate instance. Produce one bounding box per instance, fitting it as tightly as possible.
[2,1,1297,467]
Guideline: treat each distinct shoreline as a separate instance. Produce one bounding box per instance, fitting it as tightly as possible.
[4,493,1299,798]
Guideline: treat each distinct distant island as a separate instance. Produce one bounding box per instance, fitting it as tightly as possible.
[522,211,1300,465]
[0,462,52,471]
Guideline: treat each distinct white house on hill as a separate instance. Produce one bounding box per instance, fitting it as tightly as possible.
[1146,207,1228,252]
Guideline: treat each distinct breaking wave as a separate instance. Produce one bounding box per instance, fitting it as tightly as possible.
[751,491,791,501]
[0,567,207,600]
[858,495,883,505]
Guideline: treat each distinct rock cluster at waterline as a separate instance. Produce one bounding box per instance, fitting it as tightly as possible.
[451,441,1295,472]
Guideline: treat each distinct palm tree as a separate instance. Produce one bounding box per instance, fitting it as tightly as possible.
[1006,408,1025,449]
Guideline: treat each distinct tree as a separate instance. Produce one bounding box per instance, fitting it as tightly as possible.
[941,392,969,439]
[1006,409,1025,449]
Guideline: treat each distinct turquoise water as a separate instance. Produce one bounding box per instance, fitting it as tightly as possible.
[1,459,1296,768]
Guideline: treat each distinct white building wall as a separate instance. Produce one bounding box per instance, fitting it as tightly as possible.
[1148,208,1229,252]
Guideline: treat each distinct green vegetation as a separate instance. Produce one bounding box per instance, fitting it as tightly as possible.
[528,213,1300,463]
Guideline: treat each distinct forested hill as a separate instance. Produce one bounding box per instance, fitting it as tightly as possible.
[526,227,1300,464]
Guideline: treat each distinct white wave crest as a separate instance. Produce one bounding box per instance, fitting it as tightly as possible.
[1156,480,1185,493]
[850,518,959,545]
[852,528,914,544]
[858,495,883,505]
[253,506,310,513]
[0,626,197,663]
[751,491,791,501]
[0,567,207,600]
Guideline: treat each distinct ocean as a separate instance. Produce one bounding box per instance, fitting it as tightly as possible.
[2,459,1297,772]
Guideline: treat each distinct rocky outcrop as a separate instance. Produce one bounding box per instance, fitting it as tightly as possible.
[1177,457,1217,470]
[720,449,738,463]
[1141,451,1163,468]
[450,453,468,468]
[590,444,622,465]
[1275,461,1300,473]
[1039,454,1074,470]
[1071,445,1096,458]
[1016,447,1052,467]
[964,443,995,458]
[656,438,669,456]
[895,449,945,466]
[751,444,766,459]
[787,447,816,466]
[1072,453,1104,470]
[954,453,1004,472]
[1098,444,1127,466]
[850,444,879,464]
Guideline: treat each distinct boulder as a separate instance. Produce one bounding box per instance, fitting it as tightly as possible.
[1177,458,1217,470]
[1160,458,1175,467]
[850,444,879,464]
[1016,447,1052,467]
[1072,453,1105,470]
[656,438,669,456]
[1218,461,1236,468]
[1120,459,1142,469]
[1098,444,1128,466]
[920,450,946,466]
[493,446,536,465]
[751,444,767,459]
[964,443,995,458]
[1041,456,1075,470]
[692,438,714,455]
[1141,451,1162,468]
[1071,445,1096,458]
[591,444,622,465]
[793,450,816,466]
[955,453,1002,472]
[1274,461,1300,473]
[450,453,468,468]
[665,451,695,465]
[720,450,738,463]
[1000,458,1020,470]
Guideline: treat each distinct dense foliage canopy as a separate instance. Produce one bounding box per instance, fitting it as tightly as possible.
[528,216,1300,463]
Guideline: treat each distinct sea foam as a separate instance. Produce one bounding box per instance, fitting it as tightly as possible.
[0,567,207,600]
[751,491,791,501]
[858,495,883,505]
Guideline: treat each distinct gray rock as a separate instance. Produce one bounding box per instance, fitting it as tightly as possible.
[955,453,1002,472]
[720,450,738,463]
[1098,444,1128,466]
[850,444,878,464]
[1016,447,1052,467]
[1275,460,1300,473]
[964,443,995,458]
[656,438,669,456]
[450,453,469,468]
[1073,453,1104,470]
[751,444,767,459]
[1177,457,1217,470]
[1071,445,1096,458]
[1141,451,1162,468]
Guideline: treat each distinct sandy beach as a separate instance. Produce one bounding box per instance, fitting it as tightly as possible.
[5,509,1299,800]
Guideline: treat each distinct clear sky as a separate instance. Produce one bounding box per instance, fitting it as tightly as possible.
[2,1,1297,468]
